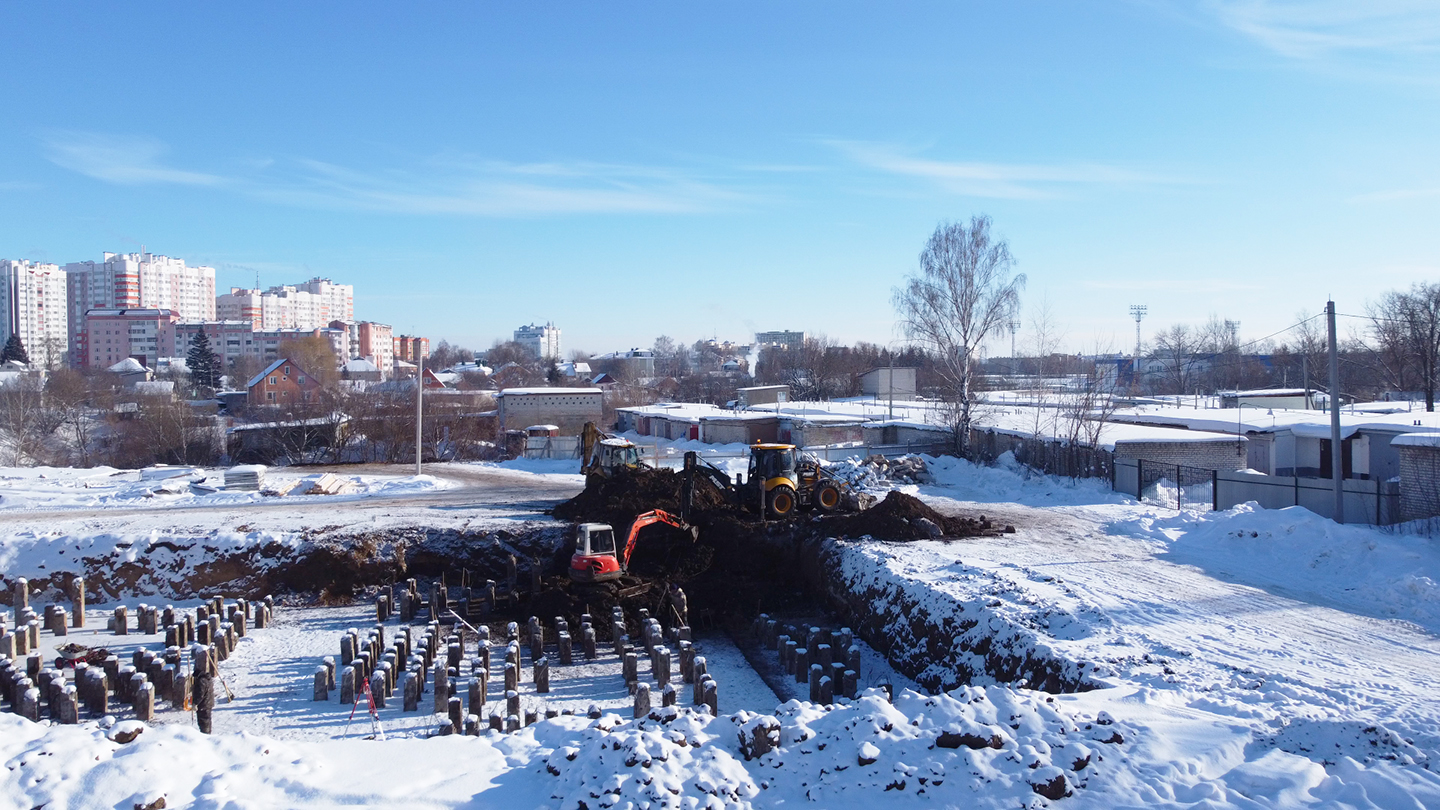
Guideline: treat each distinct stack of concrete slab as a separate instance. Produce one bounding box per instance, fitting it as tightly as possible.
[225,465,266,491]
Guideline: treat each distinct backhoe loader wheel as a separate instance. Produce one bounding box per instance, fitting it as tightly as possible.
[767,486,797,518]
[815,483,842,513]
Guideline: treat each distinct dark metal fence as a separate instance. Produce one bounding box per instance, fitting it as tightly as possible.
[967,427,1115,481]
[1136,459,1218,511]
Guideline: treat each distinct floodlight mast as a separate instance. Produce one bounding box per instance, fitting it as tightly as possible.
[1129,304,1147,391]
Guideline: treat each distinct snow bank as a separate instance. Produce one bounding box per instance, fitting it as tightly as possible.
[920,453,1124,507]
[1113,503,1440,632]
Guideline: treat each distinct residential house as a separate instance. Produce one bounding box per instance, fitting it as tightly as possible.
[246,358,323,408]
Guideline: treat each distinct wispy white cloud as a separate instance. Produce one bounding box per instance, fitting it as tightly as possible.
[833,141,1177,200]
[41,132,746,216]
[1206,0,1440,59]
[1350,186,1440,203]
[43,132,225,186]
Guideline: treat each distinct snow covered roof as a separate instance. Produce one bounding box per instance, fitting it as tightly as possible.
[497,387,602,396]
[246,358,289,389]
[1222,388,1311,398]
[1392,433,1440,449]
[132,381,174,396]
[1108,405,1440,440]
[108,358,146,373]
[343,358,379,372]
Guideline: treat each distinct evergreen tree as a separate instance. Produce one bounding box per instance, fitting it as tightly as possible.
[188,330,221,391]
[1,333,29,365]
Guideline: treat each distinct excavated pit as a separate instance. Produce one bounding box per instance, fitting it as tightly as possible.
[3,466,1096,696]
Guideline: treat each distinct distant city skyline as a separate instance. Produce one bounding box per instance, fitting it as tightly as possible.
[3,3,1439,355]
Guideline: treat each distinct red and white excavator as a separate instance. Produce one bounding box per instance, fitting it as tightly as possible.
[569,509,697,586]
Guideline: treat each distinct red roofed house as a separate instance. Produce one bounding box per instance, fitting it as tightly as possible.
[247,358,322,408]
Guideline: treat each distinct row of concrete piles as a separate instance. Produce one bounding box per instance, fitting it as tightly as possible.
[0,576,87,659]
[1,577,278,733]
[377,560,542,629]
[313,584,716,734]
[754,613,862,703]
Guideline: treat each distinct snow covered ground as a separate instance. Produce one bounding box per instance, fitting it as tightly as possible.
[7,455,1440,806]
[0,464,456,512]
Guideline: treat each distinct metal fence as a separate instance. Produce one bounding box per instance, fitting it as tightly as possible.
[1136,460,1217,511]
[523,436,582,459]
[967,428,1115,481]
[1113,457,1401,523]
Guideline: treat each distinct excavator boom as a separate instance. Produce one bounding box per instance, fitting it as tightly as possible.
[621,509,697,568]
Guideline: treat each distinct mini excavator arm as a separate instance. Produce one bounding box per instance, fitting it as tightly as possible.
[620,509,697,569]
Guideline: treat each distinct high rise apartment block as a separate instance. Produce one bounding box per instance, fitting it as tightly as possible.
[65,252,215,366]
[0,260,68,368]
[515,322,561,360]
[216,278,353,331]
[345,321,394,375]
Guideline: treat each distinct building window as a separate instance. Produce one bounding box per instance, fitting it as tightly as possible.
[269,376,277,384]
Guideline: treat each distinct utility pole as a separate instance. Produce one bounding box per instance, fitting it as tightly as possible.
[888,348,896,420]
[415,350,424,476]
[1007,319,1020,373]
[1327,300,1343,523]
[1129,304,1147,391]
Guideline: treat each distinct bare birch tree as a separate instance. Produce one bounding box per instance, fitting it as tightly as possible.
[893,216,1025,453]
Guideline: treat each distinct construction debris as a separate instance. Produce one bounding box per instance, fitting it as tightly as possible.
[827,454,933,490]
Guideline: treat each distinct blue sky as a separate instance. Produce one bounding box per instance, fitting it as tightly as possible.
[2,2,1438,357]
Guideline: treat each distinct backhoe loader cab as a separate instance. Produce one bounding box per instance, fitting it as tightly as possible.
[590,438,642,477]
[740,443,848,518]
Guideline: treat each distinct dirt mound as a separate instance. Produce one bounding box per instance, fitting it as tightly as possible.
[815,491,1013,541]
[552,467,728,529]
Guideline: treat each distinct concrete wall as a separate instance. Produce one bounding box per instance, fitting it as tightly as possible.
[700,417,777,445]
[862,424,953,447]
[498,391,603,434]
[1399,444,1440,523]
[859,367,917,400]
[1113,439,1247,471]
[783,421,864,447]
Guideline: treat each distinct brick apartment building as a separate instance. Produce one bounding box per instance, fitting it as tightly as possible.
[83,308,182,369]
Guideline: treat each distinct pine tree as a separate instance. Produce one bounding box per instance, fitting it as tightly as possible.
[188,330,221,391]
[1,333,29,366]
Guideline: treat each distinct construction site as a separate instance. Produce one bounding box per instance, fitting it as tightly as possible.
[6,446,1440,807]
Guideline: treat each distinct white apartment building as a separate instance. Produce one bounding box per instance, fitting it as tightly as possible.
[65,252,216,364]
[216,278,354,331]
[0,260,68,368]
[515,322,561,360]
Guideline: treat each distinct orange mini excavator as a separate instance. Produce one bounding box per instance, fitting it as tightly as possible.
[568,509,698,585]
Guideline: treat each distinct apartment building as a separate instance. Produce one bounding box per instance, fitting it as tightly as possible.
[66,252,215,365]
[0,260,67,368]
[754,330,807,350]
[345,320,394,375]
[216,277,354,331]
[393,334,430,367]
[84,308,181,369]
[515,322,561,360]
[160,321,258,370]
